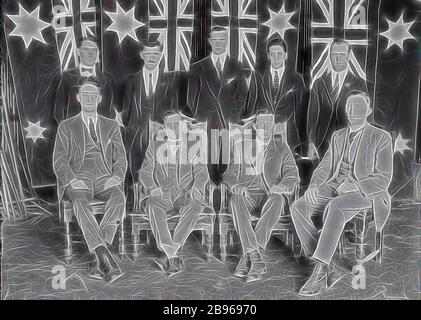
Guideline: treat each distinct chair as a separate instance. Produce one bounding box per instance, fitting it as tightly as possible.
[62,200,126,263]
[131,182,217,259]
[218,183,301,262]
[338,208,384,264]
[130,118,217,260]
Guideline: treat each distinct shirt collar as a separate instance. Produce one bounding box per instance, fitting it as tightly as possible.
[211,52,227,71]
[270,66,285,83]
[330,66,348,92]
[79,64,96,77]
[82,113,98,131]
[143,67,159,96]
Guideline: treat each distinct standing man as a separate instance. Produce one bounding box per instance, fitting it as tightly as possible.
[187,26,249,183]
[53,81,127,283]
[224,113,300,282]
[54,38,114,123]
[256,37,306,156]
[307,40,368,160]
[291,92,393,296]
[139,112,211,276]
[121,39,178,182]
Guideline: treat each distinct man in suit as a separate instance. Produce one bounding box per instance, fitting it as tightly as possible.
[256,37,306,156]
[307,40,368,160]
[53,38,114,123]
[291,92,393,296]
[53,81,127,283]
[121,40,178,182]
[187,26,249,183]
[224,112,300,282]
[140,112,211,276]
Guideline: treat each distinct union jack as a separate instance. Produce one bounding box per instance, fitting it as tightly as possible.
[148,0,194,72]
[311,0,369,86]
[51,0,98,72]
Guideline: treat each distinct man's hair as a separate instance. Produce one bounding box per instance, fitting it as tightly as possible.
[79,37,99,49]
[140,37,163,52]
[346,91,371,109]
[210,26,228,36]
[266,36,288,55]
[78,79,101,94]
[330,39,351,53]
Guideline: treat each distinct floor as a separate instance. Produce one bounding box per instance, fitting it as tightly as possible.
[1,201,420,300]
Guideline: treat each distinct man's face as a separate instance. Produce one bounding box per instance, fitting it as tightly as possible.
[209,30,229,56]
[78,41,98,67]
[141,46,163,71]
[78,85,101,114]
[330,43,350,72]
[269,45,287,69]
[345,95,370,129]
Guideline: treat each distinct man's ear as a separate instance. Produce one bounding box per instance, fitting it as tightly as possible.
[76,93,81,103]
[98,94,103,104]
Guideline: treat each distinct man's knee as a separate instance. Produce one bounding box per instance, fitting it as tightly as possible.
[65,189,91,202]
[290,197,306,218]
[266,193,286,208]
[184,199,203,216]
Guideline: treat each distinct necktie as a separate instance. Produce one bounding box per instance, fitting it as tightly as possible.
[274,71,280,89]
[89,119,97,143]
[148,72,154,97]
[216,59,222,77]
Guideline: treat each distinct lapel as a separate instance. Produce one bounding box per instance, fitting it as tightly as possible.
[262,70,274,112]
[331,128,349,179]
[353,125,370,177]
[72,114,86,165]
[204,57,222,96]
[274,71,287,104]
[97,116,110,154]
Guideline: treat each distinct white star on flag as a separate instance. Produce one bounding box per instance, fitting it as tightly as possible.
[25,121,47,143]
[105,2,145,44]
[394,133,412,155]
[262,5,296,39]
[380,13,416,52]
[7,4,50,49]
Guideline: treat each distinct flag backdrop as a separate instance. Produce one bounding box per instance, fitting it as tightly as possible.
[2,0,420,198]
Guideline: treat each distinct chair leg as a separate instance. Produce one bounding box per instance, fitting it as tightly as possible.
[118,220,125,258]
[220,224,228,262]
[228,230,235,247]
[201,230,206,246]
[375,230,384,264]
[64,220,72,263]
[145,230,150,246]
[132,224,140,258]
[355,217,366,261]
[205,228,213,261]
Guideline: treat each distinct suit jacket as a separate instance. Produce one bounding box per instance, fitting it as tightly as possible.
[53,66,114,123]
[139,135,210,202]
[120,69,179,178]
[187,56,249,129]
[121,69,178,128]
[53,114,127,205]
[256,68,306,155]
[223,135,299,194]
[307,72,368,157]
[310,124,393,231]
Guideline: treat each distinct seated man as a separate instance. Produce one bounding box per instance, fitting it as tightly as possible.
[139,112,211,276]
[291,92,393,296]
[53,81,127,283]
[224,112,300,282]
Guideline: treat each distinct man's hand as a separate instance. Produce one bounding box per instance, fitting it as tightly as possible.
[191,188,204,202]
[308,143,320,161]
[304,185,319,204]
[270,184,288,196]
[104,176,121,191]
[338,181,360,194]
[150,187,163,197]
[70,179,89,191]
[232,185,248,197]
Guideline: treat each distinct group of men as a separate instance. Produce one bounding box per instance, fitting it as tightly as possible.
[52,27,393,296]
